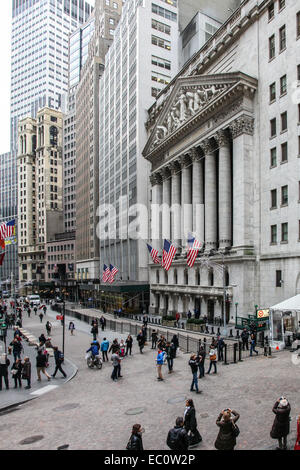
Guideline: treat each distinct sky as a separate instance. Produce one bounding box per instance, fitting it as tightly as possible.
[0,1,12,155]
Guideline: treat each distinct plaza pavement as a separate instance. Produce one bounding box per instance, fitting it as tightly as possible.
[0,309,299,450]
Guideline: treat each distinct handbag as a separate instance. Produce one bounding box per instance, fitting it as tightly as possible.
[210,354,216,361]
[232,421,240,438]
[11,369,18,376]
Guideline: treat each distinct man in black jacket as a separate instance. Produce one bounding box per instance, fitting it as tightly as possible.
[52,346,67,378]
[167,417,189,451]
[241,328,249,351]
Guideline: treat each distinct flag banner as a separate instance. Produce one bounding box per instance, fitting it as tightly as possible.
[147,243,160,264]
[187,233,202,268]
[162,239,177,271]
[0,219,16,240]
[102,264,110,283]
[5,236,17,246]
[109,264,119,284]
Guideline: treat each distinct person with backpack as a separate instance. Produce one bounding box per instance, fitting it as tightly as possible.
[167,417,189,451]
[207,344,218,374]
[156,349,165,381]
[215,408,240,450]
[126,424,144,451]
[217,336,225,361]
[52,346,67,378]
[184,399,202,447]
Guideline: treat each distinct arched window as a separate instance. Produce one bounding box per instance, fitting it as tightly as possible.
[50,126,58,146]
[209,269,214,286]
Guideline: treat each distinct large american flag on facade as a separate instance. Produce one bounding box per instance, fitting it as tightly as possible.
[102,264,110,283]
[109,264,119,284]
[162,239,177,271]
[0,219,15,239]
[147,243,160,264]
[186,233,202,268]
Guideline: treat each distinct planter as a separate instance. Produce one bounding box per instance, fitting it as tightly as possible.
[186,323,205,333]
[162,320,176,328]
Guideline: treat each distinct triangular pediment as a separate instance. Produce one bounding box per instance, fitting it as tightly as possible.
[143,72,257,159]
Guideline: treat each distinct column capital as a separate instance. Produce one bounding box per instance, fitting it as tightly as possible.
[189,147,201,162]
[200,138,215,155]
[229,115,254,139]
[214,129,231,147]
[180,154,191,168]
[161,165,171,181]
[150,172,162,186]
[169,159,181,175]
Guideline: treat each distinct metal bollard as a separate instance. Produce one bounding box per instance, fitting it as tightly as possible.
[236,329,240,338]
[233,342,238,363]
[238,341,243,362]
[286,335,291,347]
[264,345,268,357]
[223,343,229,365]
[268,346,272,356]
[217,327,220,335]
[229,329,233,338]
[211,326,214,335]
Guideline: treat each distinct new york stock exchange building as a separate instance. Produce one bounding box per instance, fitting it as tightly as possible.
[142,0,300,330]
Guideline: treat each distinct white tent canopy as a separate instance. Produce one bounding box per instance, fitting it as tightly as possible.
[270,294,300,312]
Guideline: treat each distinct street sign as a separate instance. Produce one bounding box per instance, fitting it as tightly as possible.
[56,315,63,321]
[257,309,270,319]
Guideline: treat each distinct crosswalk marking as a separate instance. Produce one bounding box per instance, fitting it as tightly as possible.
[30,385,58,396]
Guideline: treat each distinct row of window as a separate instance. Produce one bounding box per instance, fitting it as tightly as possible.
[268,10,300,60]
[270,185,288,208]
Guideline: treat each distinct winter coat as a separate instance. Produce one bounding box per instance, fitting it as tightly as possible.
[270,402,291,439]
[127,433,144,451]
[36,354,47,368]
[184,406,198,433]
[189,358,199,374]
[22,361,31,379]
[167,426,189,451]
[100,340,109,351]
[109,342,120,354]
[215,411,240,450]
[11,361,23,377]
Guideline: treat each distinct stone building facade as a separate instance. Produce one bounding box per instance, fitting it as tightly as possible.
[143,0,300,325]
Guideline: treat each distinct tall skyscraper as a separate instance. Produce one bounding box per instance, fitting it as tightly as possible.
[2,0,94,283]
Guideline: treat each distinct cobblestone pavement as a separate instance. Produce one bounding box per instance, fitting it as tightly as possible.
[0,309,299,451]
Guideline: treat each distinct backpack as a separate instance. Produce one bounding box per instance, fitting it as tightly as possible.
[59,351,64,361]
[167,428,183,450]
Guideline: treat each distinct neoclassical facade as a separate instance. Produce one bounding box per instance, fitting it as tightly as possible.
[143,0,300,326]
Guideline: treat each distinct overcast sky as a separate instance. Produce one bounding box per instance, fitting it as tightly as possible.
[0,2,12,155]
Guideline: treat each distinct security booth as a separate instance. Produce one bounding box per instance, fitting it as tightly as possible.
[270,295,300,349]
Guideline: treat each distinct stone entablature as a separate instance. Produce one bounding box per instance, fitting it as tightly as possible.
[152,283,233,299]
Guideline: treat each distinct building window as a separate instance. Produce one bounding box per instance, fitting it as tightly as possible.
[152,18,171,35]
[152,55,171,70]
[279,0,285,10]
[151,34,171,50]
[276,270,282,287]
[297,12,300,38]
[269,82,276,102]
[281,185,288,205]
[270,118,276,137]
[271,225,277,244]
[281,223,288,242]
[268,2,274,20]
[279,25,286,51]
[281,142,288,162]
[270,147,277,167]
[280,75,287,95]
[271,189,277,209]
[269,34,275,59]
[281,111,287,132]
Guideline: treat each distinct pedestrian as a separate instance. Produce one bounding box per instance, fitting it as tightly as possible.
[39,333,47,345]
[167,417,189,451]
[217,336,225,361]
[207,344,218,374]
[101,337,109,362]
[43,305,47,315]
[241,328,249,351]
[142,315,148,327]
[36,350,51,382]
[151,330,158,349]
[197,346,206,379]
[270,397,291,450]
[100,315,106,331]
[39,312,43,323]
[215,408,240,450]
[165,341,175,374]
[46,321,52,336]
[11,358,23,389]
[22,357,31,389]
[34,306,38,316]
[68,321,75,335]
[157,335,166,351]
[172,334,179,358]
[125,335,133,356]
[156,348,165,381]
[187,310,192,320]
[91,323,98,341]
[109,338,120,355]
[10,338,23,362]
[111,351,121,382]
[249,334,258,356]
[184,399,202,447]
[126,424,144,451]
[141,324,147,341]
[52,346,67,378]
[0,353,10,391]
[119,339,126,357]
[189,354,201,394]
[27,307,31,318]
[175,312,180,327]
[137,330,145,354]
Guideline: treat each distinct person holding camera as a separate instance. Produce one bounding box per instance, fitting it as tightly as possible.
[215,408,240,450]
[270,397,291,450]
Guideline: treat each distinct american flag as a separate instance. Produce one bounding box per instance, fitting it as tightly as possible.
[147,243,160,264]
[109,264,119,284]
[102,264,110,283]
[186,233,202,268]
[0,219,15,239]
[162,239,177,271]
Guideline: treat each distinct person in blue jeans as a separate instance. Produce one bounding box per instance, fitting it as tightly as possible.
[189,354,202,394]
[250,334,258,356]
[101,337,110,362]
[207,346,218,374]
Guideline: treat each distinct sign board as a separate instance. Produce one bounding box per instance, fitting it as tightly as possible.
[56,315,63,321]
[257,309,270,319]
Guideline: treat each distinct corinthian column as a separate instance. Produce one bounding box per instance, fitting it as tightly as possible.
[191,148,204,243]
[201,138,217,251]
[150,172,162,250]
[215,130,232,249]
[170,160,181,248]
[161,166,171,241]
[180,154,192,243]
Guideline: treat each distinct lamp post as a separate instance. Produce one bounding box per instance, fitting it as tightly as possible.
[235,302,239,324]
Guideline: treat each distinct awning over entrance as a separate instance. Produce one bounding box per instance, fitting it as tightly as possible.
[270,294,300,311]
